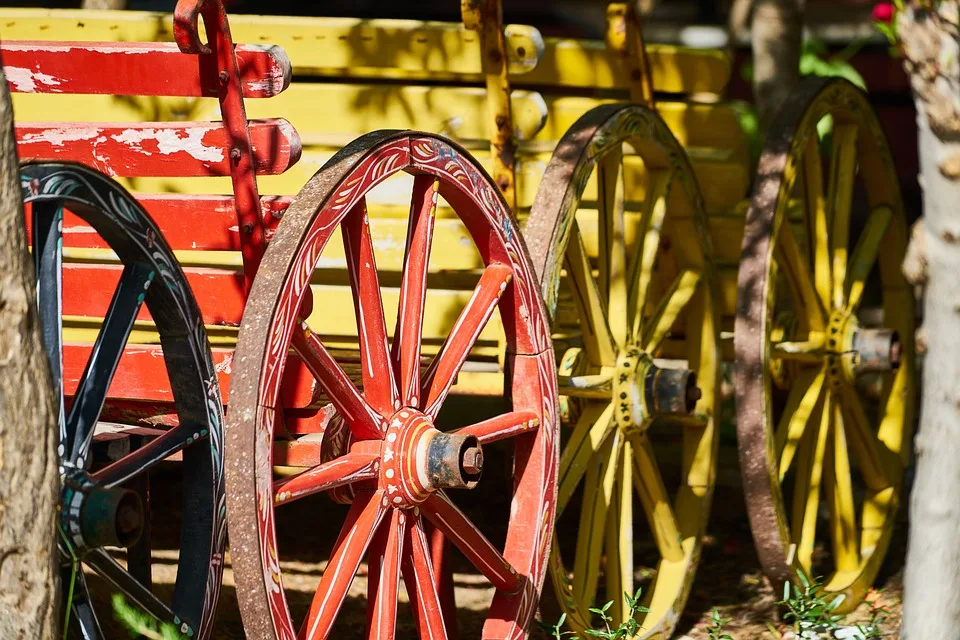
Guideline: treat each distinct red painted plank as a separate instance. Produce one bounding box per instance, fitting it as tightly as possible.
[23,195,291,251]
[62,343,316,407]
[15,118,301,177]
[62,263,246,327]
[2,41,291,98]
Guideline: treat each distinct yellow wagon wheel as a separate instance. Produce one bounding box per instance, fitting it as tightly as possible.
[525,103,721,637]
[735,77,915,611]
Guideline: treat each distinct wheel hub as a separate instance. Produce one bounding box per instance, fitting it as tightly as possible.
[612,346,700,433]
[826,310,901,391]
[60,474,144,551]
[379,409,483,508]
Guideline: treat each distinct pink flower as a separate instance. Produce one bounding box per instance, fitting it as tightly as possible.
[873,2,895,24]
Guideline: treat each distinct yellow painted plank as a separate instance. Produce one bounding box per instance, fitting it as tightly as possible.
[0,9,543,80]
[518,37,731,95]
[12,84,549,146]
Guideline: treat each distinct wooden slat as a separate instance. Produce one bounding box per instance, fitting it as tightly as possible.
[2,41,290,97]
[15,118,301,177]
[0,10,543,80]
[519,38,731,95]
[12,84,549,145]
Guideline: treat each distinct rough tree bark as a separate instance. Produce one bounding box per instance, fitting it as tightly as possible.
[0,66,60,637]
[898,6,960,638]
[750,0,805,128]
[81,0,127,9]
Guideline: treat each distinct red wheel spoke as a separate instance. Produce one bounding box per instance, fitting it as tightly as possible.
[293,326,384,440]
[299,491,388,640]
[421,263,512,418]
[275,452,379,506]
[393,175,440,407]
[342,197,399,415]
[457,411,540,445]
[402,517,451,640]
[422,493,520,593]
[367,509,406,640]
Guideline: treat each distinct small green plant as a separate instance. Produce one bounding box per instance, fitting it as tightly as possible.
[539,589,651,639]
[855,591,891,639]
[539,612,578,639]
[112,594,187,640]
[777,569,844,633]
[706,607,734,640]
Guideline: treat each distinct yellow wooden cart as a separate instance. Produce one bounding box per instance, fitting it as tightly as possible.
[2,2,914,637]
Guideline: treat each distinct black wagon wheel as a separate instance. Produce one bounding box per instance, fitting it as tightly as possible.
[21,162,225,640]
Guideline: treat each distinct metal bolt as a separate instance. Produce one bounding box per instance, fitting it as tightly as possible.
[242,223,254,234]
[229,147,242,162]
[462,447,484,475]
[218,70,230,85]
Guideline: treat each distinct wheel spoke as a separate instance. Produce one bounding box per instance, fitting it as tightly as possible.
[367,509,406,640]
[572,432,619,608]
[393,176,440,407]
[839,383,895,491]
[776,218,826,331]
[91,423,205,488]
[597,145,629,344]
[801,134,831,309]
[604,437,633,627]
[66,569,105,639]
[456,410,540,445]
[557,402,615,514]
[771,336,826,363]
[342,197,399,415]
[403,516,450,639]
[68,263,154,467]
[421,492,520,593]
[828,124,859,310]
[420,263,512,418]
[293,325,384,440]
[826,408,859,573]
[845,205,893,312]
[33,202,66,446]
[629,433,683,562]
[274,452,380,506]
[628,170,672,341]
[565,222,618,366]
[85,548,186,633]
[791,393,833,569]
[641,268,702,354]
[125,442,152,589]
[557,373,613,399]
[300,491,388,640]
[775,366,827,480]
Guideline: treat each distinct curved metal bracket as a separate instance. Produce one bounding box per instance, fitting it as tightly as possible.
[174,0,230,55]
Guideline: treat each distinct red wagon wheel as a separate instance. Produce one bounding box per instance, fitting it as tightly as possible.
[227,131,558,640]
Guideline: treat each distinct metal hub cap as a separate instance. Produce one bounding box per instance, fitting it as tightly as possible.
[379,409,483,508]
[612,346,700,432]
[826,310,901,390]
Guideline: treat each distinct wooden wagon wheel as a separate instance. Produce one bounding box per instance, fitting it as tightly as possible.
[20,162,226,639]
[524,103,721,637]
[735,77,915,611]
[226,131,558,640]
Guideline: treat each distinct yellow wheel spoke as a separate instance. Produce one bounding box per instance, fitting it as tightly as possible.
[566,222,618,366]
[641,269,702,354]
[628,170,672,341]
[791,392,833,569]
[839,383,896,491]
[829,124,859,310]
[776,366,827,480]
[557,373,614,399]
[776,219,826,331]
[557,402,616,514]
[802,134,831,308]
[598,146,629,346]
[771,333,826,363]
[604,439,634,628]
[573,432,620,609]
[845,205,893,312]
[826,407,859,572]
[629,434,683,562]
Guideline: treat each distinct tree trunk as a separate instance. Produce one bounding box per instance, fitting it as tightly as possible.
[0,65,60,638]
[81,0,127,9]
[899,5,960,639]
[751,0,804,128]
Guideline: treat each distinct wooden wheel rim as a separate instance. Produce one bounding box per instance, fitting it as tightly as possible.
[21,162,226,640]
[734,77,915,610]
[227,131,558,640]
[525,104,721,637]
